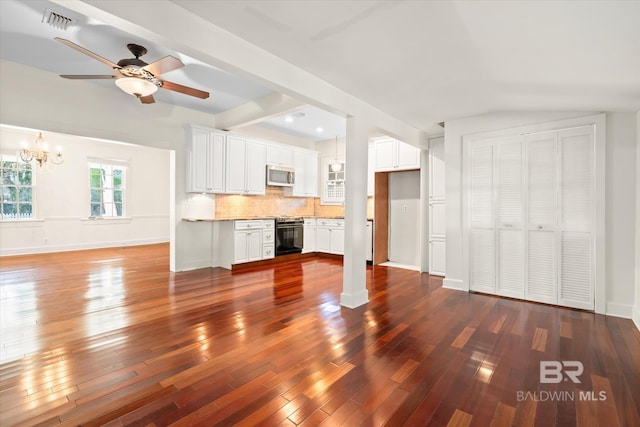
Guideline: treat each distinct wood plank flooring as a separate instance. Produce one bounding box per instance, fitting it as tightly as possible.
[0,243,639,426]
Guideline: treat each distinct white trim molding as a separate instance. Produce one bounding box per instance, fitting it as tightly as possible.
[443,278,466,291]
[606,302,634,319]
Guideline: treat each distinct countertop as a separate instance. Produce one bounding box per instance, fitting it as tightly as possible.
[182,216,372,222]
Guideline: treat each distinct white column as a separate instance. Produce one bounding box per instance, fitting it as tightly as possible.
[341,116,370,308]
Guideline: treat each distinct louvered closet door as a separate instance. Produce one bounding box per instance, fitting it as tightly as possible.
[558,127,594,310]
[525,131,558,305]
[469,141,496,294]
[496,137,524,298]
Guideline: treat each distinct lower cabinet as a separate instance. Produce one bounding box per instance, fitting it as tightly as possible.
[218,219,274,268]
[366,220,373,262]
[316,218,344,255]
[302,218,316,253]
[234,229,262,264]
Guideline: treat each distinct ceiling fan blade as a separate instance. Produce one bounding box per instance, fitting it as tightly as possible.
[54,37,119,69]
[143,56,184,77]
[139,95,155,104]
[160,80,209,99]
[60,75,117,79]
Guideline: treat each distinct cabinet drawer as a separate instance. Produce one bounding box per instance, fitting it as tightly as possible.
[235,220,263,230]
[330,220,344,228]
[262,219,274,229]
[316,218,331,227]
[263,228,275,243]
[304,218,316,227]
[263,244,275,259]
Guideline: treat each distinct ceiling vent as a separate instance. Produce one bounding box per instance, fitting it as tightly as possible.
[42,9,75,31]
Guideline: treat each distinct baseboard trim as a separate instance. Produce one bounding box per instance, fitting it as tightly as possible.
[605,302,633,319]
[443,278,466,291]
[0,238,169,257]
[631,305,640,330]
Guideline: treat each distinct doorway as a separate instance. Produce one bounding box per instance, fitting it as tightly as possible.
[387,170,421,268]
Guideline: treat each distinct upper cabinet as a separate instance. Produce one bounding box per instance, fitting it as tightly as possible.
[374,137,421,172]
[226,136,266,195]
[185,125,226,193]
[285,149,318,198]
[266,143,294,168]
[185,125,317,197]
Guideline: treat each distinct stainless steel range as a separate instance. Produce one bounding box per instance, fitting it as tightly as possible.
[275,217,304,256]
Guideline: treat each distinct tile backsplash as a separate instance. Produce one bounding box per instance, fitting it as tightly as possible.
[214,186,374,219]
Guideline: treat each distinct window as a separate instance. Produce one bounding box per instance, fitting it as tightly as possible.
[321,158,345,205]
[89,160,127,217]
[1,155,33,220]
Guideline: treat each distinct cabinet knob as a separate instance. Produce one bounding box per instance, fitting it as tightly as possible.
[537,225,543,230]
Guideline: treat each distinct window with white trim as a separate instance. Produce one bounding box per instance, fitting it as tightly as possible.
[89,160,127,217]
[1,155,33,220]
[320,157,345,205]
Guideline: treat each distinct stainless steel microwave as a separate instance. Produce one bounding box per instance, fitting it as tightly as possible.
[266,165,295,187]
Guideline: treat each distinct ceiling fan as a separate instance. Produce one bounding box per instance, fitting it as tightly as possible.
[54,37,209,104]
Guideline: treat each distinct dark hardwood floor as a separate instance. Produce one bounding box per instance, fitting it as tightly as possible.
[0,243,638,426]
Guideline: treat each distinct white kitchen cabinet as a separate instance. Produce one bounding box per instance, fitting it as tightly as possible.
[218,219,273,268]
[185,125,225,193]
[233,220,265,264]
[234,229,262,264]
[262,220,275,259]
[374,137,420,172]
[287,149,319,197]
[302,218,316,253]
[266,143,294,168]
[316,218,344,255]
[226,136,266,195]
[330,222,345,255]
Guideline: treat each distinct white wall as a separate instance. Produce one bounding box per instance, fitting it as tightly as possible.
[635,110,640,330]
[0,60,217,271]
[605,113,638,317]
[0,126,170,255]
[444,111,637,318]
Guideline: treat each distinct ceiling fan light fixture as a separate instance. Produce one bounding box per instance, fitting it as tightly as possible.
[115,77,158,98]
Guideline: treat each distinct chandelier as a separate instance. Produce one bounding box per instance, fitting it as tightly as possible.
[19,132,64,167]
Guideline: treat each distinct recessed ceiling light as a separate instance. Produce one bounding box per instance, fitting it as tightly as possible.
[316,127,324,133]
[284,116,293,123]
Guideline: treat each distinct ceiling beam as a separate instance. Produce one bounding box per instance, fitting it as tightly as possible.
[215,92,305,131]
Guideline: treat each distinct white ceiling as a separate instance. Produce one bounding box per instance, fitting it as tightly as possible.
[2,0,639,141]
[173,0,640,129]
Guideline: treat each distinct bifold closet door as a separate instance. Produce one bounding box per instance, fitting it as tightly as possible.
[557,127,594,310]
[469,141,496,294]
[525,131,558,305]
[495,137,524,299]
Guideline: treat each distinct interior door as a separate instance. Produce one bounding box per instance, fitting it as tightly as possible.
[496,137,524,298]
[469,141,496,293]
[557,126,594,310]
[525,131,558,305]
[429,137,446,276]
